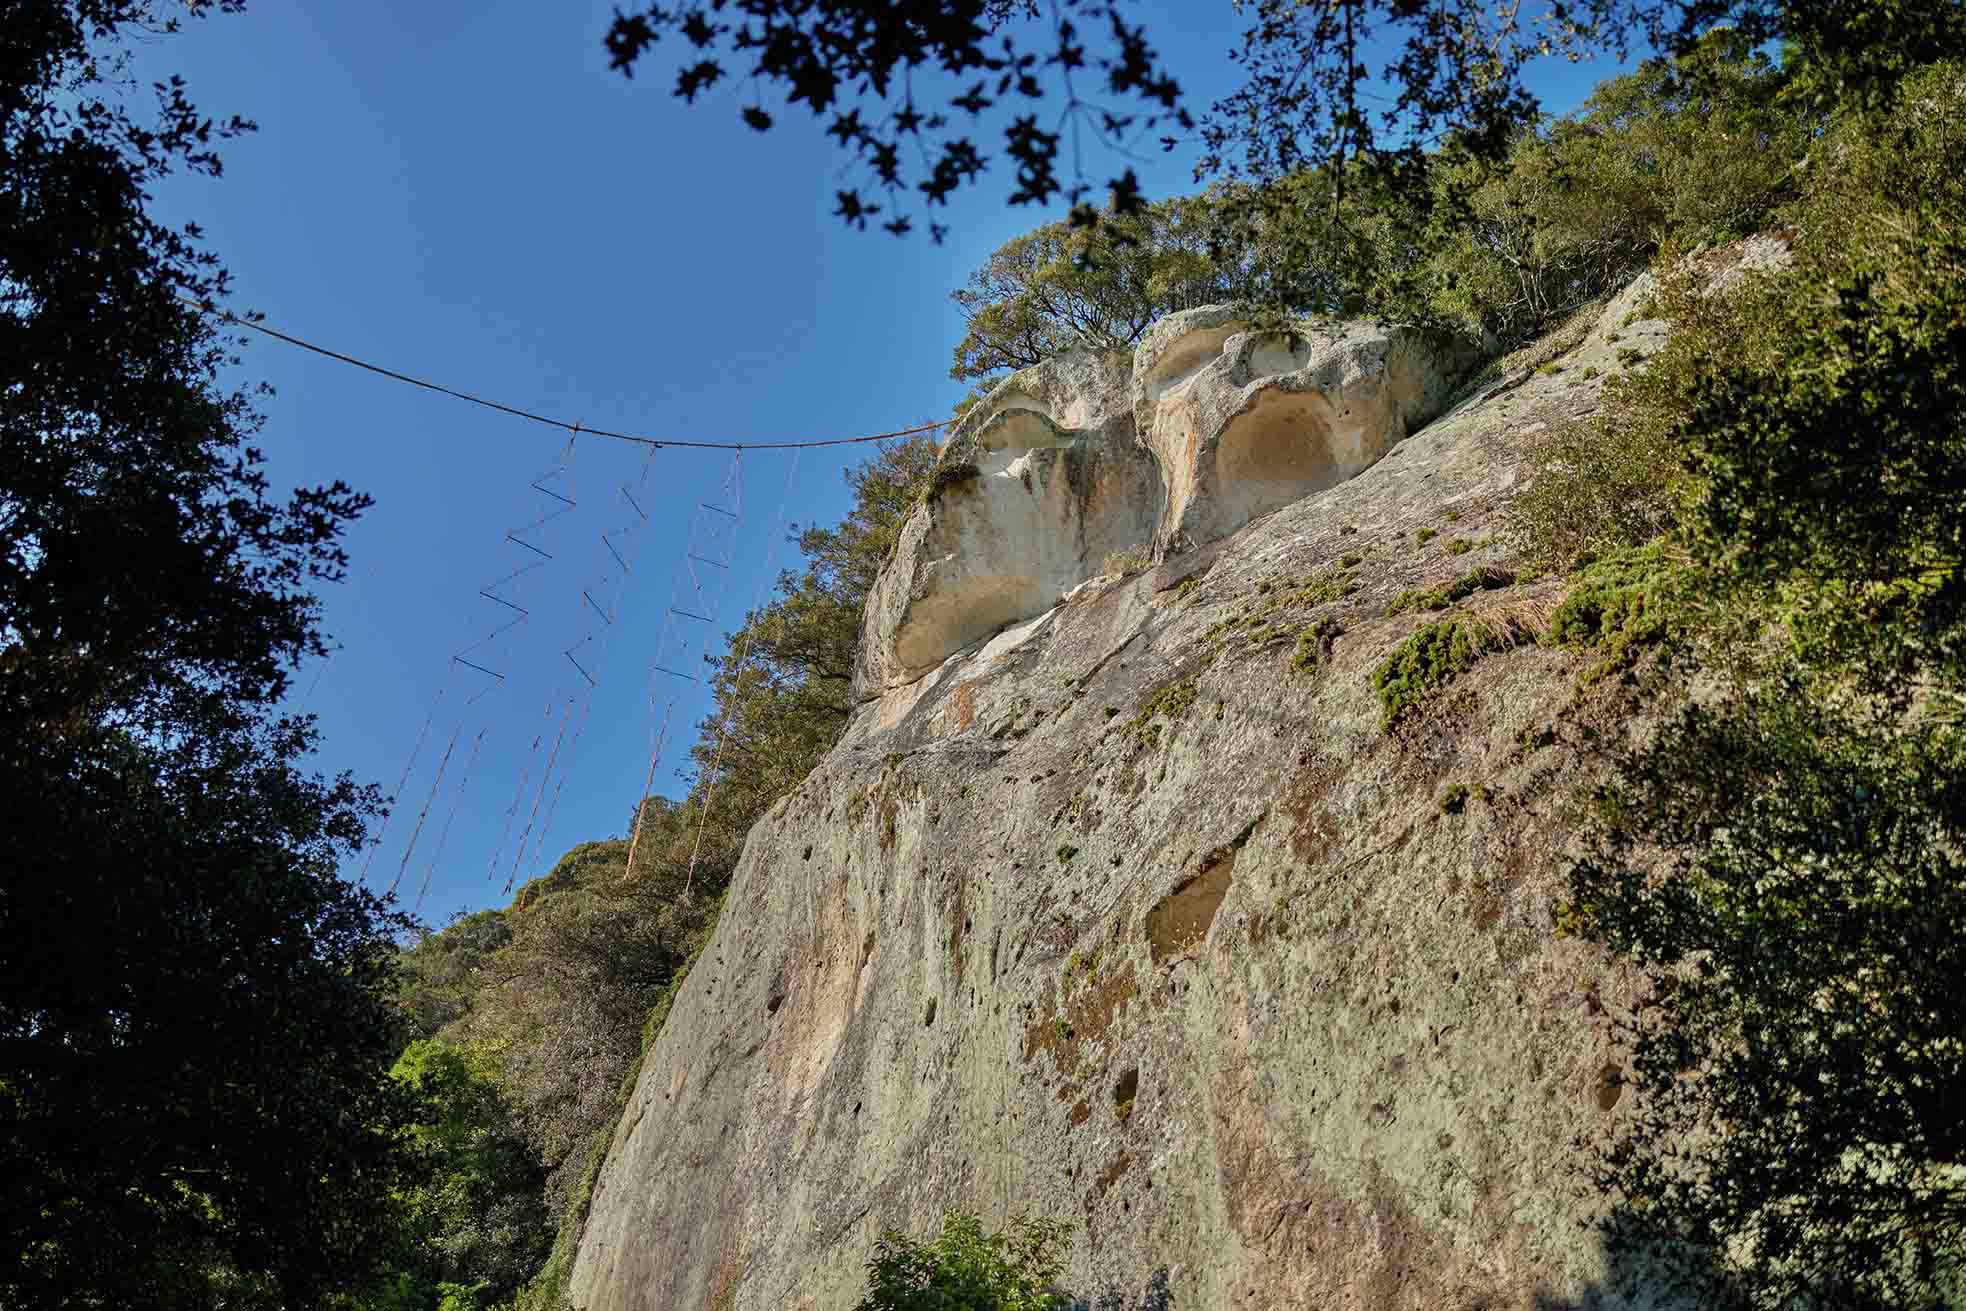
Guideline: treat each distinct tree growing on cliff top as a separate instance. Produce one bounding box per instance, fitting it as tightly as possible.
[1,2,413,1303]
[948,195,1236,382]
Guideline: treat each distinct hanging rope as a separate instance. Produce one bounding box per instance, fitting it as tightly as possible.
[623,453,743,883]
[181,294,950,450]
[359,690,442,888]
[504,696,576,895]
[388,722,460,898]
[484,433,580,886]
[528,447,661,876]
[413,727,487,917]
[683,449,804,898]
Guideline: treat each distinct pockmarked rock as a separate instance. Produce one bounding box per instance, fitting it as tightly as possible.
[568,260,1781,1309]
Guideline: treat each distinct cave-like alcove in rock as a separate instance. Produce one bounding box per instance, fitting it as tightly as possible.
[1210,388,1346,533]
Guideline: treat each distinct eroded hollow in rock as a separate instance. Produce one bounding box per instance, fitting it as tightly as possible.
[974,406,1071,462]
[1212,389,1343,531]
[1243,330,1315,381]
[884,398,1157,682]
[1146,851,1235,964]
[1142,323,1243,402]
[892,573,1047,673]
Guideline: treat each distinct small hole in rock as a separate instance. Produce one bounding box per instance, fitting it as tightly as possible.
[923,998,937,1028]
[1596,1063,1625,1112]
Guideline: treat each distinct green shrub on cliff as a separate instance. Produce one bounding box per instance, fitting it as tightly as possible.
[1544,545,1680,685]
[1374,616,1517,725]
[1560,59,1966,1311]
[857,1212,1072,1311]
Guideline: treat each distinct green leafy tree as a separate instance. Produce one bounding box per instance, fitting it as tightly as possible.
[856,1212,1073,1311]
[1,2,412,1303]
[396,910,512,1040]
[602,1,1965,245]
[352,1041,550,1311]
[949,196,1235,382]
[457,840,697,1222]
[1418,30,1805,346]
[1558,59,1966,1309]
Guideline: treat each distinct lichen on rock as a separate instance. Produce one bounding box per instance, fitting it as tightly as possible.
[569,276,1736,1311]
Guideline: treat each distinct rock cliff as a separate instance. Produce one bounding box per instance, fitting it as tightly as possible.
[569,277,1696,1310]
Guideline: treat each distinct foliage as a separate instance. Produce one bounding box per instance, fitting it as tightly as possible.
[1558,58,1966,1310]
[949,195,1240,382]
[350,1041,550,1311]
[457,837,702,1222]
[1290,616,1343,673]
[1373,615,1514,726]
[1387,565,1515,614]
[598,0,1966,267]
[1511,390,1688,570]
[1571,689,1966,1310]
[856,1212,1073,1311]
[395,910,511,1040]
[1128,679,1197,744]
[1679,255,1966,705]
[603,0,1183,238]
[1544,545,1678,685]
[1419,30,1810,347]
[2,3,414,1304]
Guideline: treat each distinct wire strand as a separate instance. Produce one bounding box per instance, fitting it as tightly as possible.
[183,297,950,450]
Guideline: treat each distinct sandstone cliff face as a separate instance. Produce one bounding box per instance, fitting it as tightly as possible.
[570,281,1684,1310]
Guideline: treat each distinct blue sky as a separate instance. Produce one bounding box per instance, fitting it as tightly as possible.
[136,2,1638,929]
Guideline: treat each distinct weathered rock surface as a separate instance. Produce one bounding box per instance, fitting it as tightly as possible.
[1133,308,1476,558]
[854,352,1159,701]
[856,313,1480,698]
[569,278,1694,1310]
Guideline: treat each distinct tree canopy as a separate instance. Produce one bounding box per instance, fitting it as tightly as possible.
[1,2,415,1303]
[1530,54,1966,1308]
[604,0,1184,238]
[601,0,1966,241]
[947,195,1233,382]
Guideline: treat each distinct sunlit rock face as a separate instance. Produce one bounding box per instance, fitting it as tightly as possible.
[567,248,1787,1311]
[852,351,1161,700]
[1133,307,1473,556]
[854,308,1478,700]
